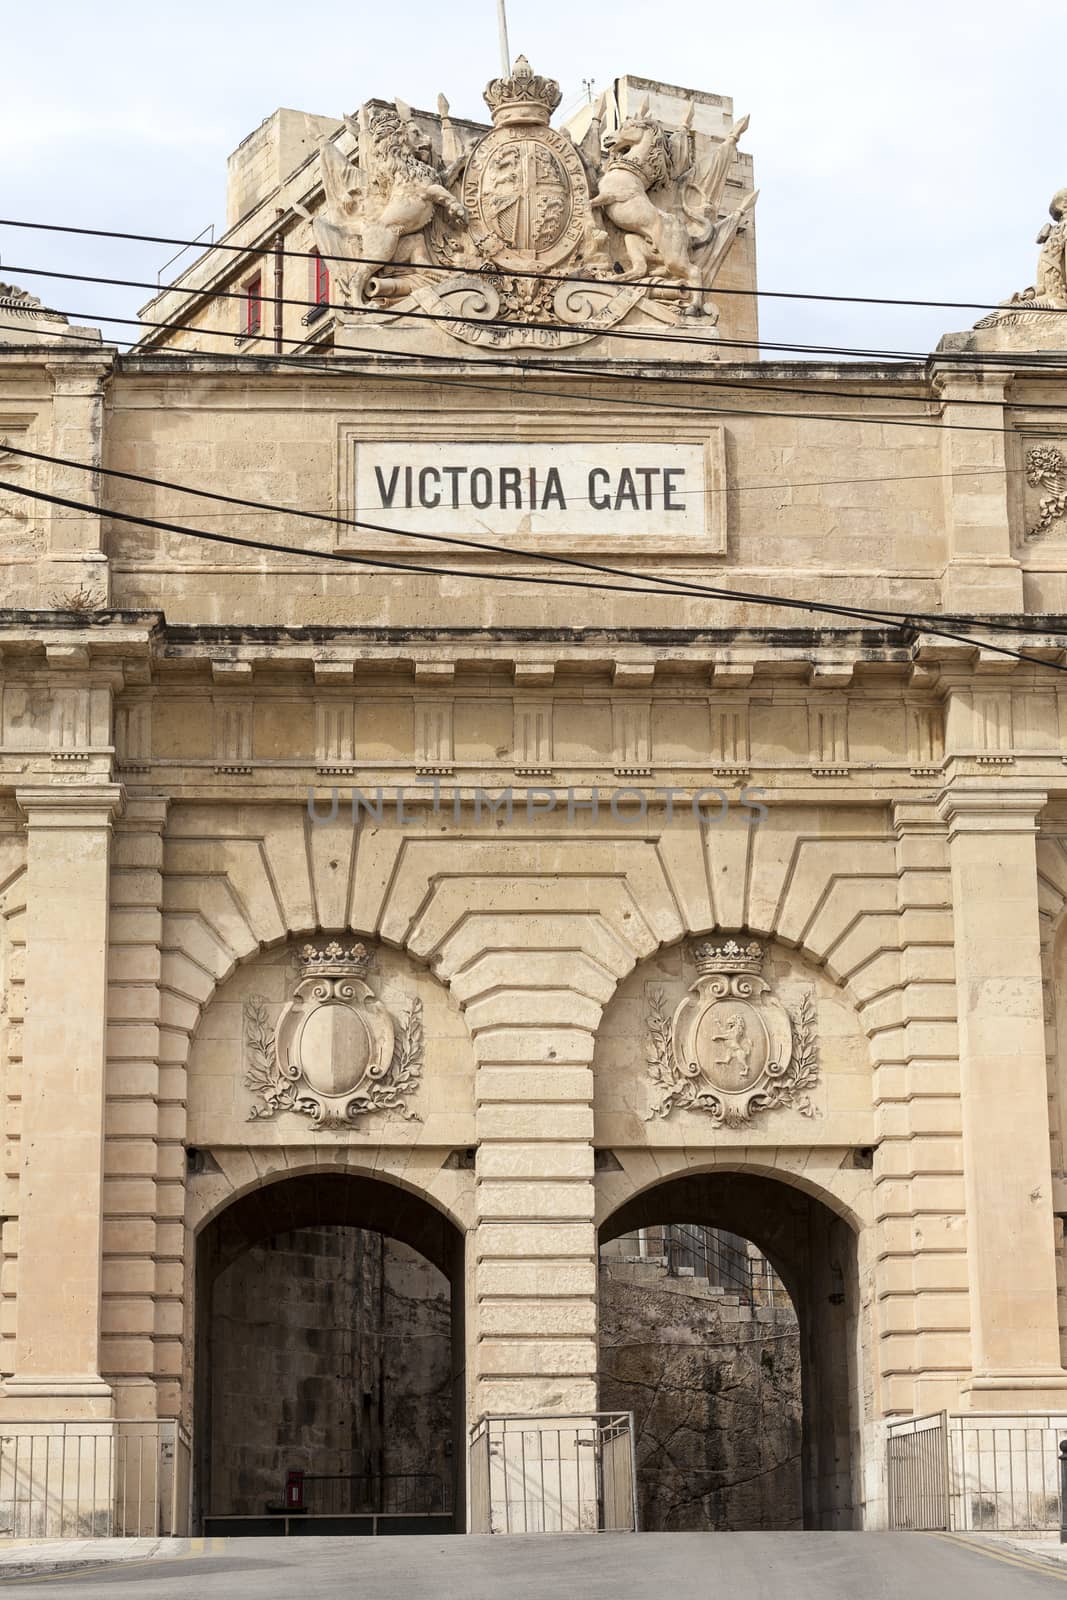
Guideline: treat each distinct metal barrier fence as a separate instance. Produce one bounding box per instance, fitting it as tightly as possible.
[0,1421,191,1538]
[468,1413,637,1534]
[888,1412,949,1531]
[888,1412,1067,1532]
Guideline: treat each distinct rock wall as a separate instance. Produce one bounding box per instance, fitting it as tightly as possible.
[207,1225,452,1518]
[598,1257,802,1531]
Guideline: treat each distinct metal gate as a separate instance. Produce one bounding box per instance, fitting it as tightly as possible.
[887,1412,949,1530]
[888,1412,1067,1533]
[469,1413,638,1534]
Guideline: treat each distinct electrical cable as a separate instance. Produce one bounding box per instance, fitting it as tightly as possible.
[4,302,1067,451]
[15,297,1067,424]
[3,213,1066,320]
[3,438,1061,640]
[4,345,1050,509]
[5,288,1067,654]
[5,315,1067,547]
[6,307,1067,588]
[2,473,1065,674]
[7,260,1067,371]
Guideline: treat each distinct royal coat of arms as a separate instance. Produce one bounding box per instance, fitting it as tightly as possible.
[466,125,585,265]
[646,939,819,1126]
[243,942,423,1130]
[307,56,756,352]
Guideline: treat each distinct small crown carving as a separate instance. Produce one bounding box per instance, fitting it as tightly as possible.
[690,938,764,977]
[299,940,371,977]
[483,55,562,127]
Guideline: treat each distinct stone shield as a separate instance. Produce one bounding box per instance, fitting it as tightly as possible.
[668,965,799,1126]
[462,123,591,273]
[273,972,396,1125]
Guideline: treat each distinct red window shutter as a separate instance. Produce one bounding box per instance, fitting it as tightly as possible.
[246,275,262,334]
[315,254,329,304]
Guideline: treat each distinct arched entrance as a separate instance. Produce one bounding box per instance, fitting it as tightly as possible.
[193,1170,466,1535]
[599,1169,861,1531]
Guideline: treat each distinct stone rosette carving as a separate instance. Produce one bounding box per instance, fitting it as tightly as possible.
[1025,445,1067,540]
[311,57,756,350]
[243,942,423,1129]
[646,939,818,1126]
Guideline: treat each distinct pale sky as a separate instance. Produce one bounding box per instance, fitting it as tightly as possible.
[2,0,1064,356]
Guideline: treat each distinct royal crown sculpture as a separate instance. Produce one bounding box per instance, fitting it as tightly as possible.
[243,941,424,1130]
[646,938,820,1127]
[303,59,757,354]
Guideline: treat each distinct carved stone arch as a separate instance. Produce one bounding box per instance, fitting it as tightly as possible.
[182,1146,476,1432]
[189,1156,470,1531]
[156,824,481,1482]
[596,1148,872,1240]
[590,931,876,1531]
[157,808,482,1104]
[187,1147,474,1245]
[596,1149,871,1532]
[157,808,906,1057]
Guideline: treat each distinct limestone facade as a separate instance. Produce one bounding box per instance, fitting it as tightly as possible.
[1,60,1067,1537]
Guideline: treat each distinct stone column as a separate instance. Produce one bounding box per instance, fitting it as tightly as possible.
[44,358,112,603]
[103,797,170,1421]
[876,801,968,1415]
[466,989,600,1534]
[935,371,1022,614]
[938,786,1067,1405]
[2,784,124,1417]
[469,1000,599,1420]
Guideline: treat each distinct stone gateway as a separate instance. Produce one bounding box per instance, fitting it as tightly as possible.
[2,52,1067,1543]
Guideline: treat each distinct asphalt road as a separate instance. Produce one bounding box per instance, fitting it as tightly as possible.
[6,1533,1067,1598]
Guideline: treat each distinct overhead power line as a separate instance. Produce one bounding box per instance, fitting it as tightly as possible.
[4,310,1067,545]
[6,294,1067,432]
[7,259,1067,371]
[5,301,1067,452]
[1,450,1065,672]
[1,438,1060,619]
[15,293,1067,421]
[6,339,1055,504]
[3,214,1066,319]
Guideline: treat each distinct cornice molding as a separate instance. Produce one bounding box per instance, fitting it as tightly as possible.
[16,783,126,826]
[936,785,1047,835]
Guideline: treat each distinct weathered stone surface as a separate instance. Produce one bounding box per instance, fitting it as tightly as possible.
[208,1226,452,1517]
[598,1258,801,1531]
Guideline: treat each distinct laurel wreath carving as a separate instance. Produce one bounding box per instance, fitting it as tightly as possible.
[645,984,819,1125]
[243,991,424,1127]
[1025,445,1067,540]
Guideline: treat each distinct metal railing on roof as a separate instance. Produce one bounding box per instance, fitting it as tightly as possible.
[157,224,216,286]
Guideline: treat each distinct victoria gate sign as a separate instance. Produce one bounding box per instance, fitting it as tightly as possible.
[339,429,726,555]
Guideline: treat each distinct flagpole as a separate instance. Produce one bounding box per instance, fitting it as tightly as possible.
[496,0,511,74]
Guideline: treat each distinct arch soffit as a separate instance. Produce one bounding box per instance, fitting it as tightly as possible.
[190,1154,469,1279]
[597,1151,870,1240]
